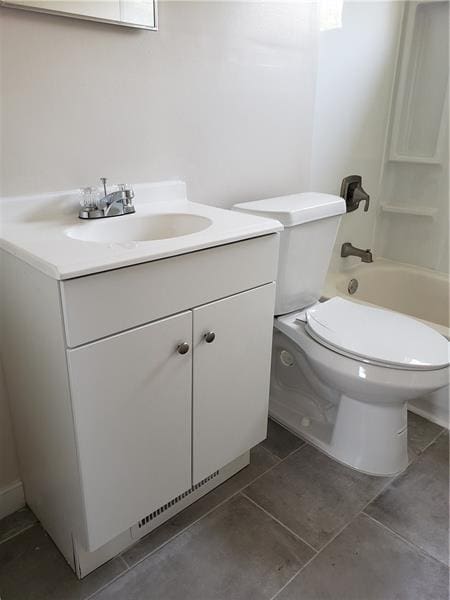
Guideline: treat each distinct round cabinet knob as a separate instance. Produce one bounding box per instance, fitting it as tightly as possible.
[204,331,216,344]
[177,342,190,355]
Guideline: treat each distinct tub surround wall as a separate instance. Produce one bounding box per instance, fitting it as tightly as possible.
[311,1,404,273]
[317,1,448,428]
[375,1,449,275]
[376,151,449,274]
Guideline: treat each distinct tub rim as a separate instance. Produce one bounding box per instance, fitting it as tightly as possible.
[324,258,450,339]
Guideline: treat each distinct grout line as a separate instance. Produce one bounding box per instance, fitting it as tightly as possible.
[269,473,400,600]
[121,502,229,568]
[240,492,318,554]
[257,445,283,463]
[362,425,448,511]
[269,515,359,600]
[92,428,447,598]
[265,439,309,463]
[268,565,306,600]
[269,472,400,600]
[359,477,396,513]
[361,512,449,568]
[0,522,37,546]
[86,558,132,600]
[271,435,450,600]
[261,437,308,463]
[91,440,397,598]
[407,427,447,467]
[119,444,295,569]
[257,437,307,467]
[92,445,312,600]
[423,427,447,450]
[285,441,309,459]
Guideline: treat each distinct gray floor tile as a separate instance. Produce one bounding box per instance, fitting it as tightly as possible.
[276,514,448,600]
[121,483,229,568]
[407,411,443,462]
[0,506,37,544]
[245,444,390,550]
[210,443,280,498]
[366,432,449,565]
[261,418,306,459]
[122,444,279,567]
[95,495,314,600]
[0,524,126,600]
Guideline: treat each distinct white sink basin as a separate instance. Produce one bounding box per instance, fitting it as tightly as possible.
[66,213,213,244]
[0,181,283,279]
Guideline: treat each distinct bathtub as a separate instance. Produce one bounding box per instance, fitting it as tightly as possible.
[324,258,449,428]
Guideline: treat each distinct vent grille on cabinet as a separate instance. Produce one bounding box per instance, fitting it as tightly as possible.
[137,471,220,529]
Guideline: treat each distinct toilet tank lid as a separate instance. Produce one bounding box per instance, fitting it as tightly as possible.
[233,193,346,227]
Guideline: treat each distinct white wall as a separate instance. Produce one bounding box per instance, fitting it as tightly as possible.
[0,1,320,495]
[310,1,404,273]
[0,1,318,205]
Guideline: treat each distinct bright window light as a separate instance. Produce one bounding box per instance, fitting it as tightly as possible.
[319,0,344,31]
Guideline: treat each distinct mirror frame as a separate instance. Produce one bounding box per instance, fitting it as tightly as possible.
[0,0,158,30]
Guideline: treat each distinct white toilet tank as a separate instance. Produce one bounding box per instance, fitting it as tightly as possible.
[233,193,346,315]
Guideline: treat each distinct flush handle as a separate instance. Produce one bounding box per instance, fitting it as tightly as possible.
[204,331,216,344]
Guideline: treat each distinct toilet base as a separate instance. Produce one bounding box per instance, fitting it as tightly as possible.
[270,324,447,477]
[270,393,409,477]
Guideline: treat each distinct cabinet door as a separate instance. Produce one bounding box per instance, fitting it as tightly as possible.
[67,312,192,551]
[192,283,276,484]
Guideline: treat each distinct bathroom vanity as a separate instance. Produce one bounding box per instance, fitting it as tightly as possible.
[0,181,281,577]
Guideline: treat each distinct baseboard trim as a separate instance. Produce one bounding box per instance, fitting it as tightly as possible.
[0,480,25,520]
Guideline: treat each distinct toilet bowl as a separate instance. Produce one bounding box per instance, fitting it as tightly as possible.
[233,192,449,476]
[271,299,449,475]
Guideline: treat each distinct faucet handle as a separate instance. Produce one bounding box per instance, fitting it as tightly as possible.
[340,175,370,213]
[79,187,100,209]
[353,185,370,212]
[117,184,135,204]
[78,187,103,219]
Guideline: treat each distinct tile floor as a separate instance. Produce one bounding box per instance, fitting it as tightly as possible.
[0,412,447,600]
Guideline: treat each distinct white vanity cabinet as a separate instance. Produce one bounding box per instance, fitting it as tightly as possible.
[1,232,279,577]
[66,282,275,551]
[67,311,194,552]
[192,285,275,483]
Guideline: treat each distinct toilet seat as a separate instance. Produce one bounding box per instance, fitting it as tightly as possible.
[280,297,449,371]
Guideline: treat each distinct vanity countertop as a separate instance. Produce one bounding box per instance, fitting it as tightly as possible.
[0,181,282,280]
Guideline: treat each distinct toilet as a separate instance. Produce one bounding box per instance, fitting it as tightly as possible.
[233,193,449,476]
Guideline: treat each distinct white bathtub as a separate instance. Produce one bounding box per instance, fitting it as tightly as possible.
[324,259,449,428]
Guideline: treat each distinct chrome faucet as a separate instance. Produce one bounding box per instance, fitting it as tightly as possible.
[79,178,135,219]
[341,242,373,263]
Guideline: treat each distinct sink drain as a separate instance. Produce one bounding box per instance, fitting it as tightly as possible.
[348,278,359,295]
